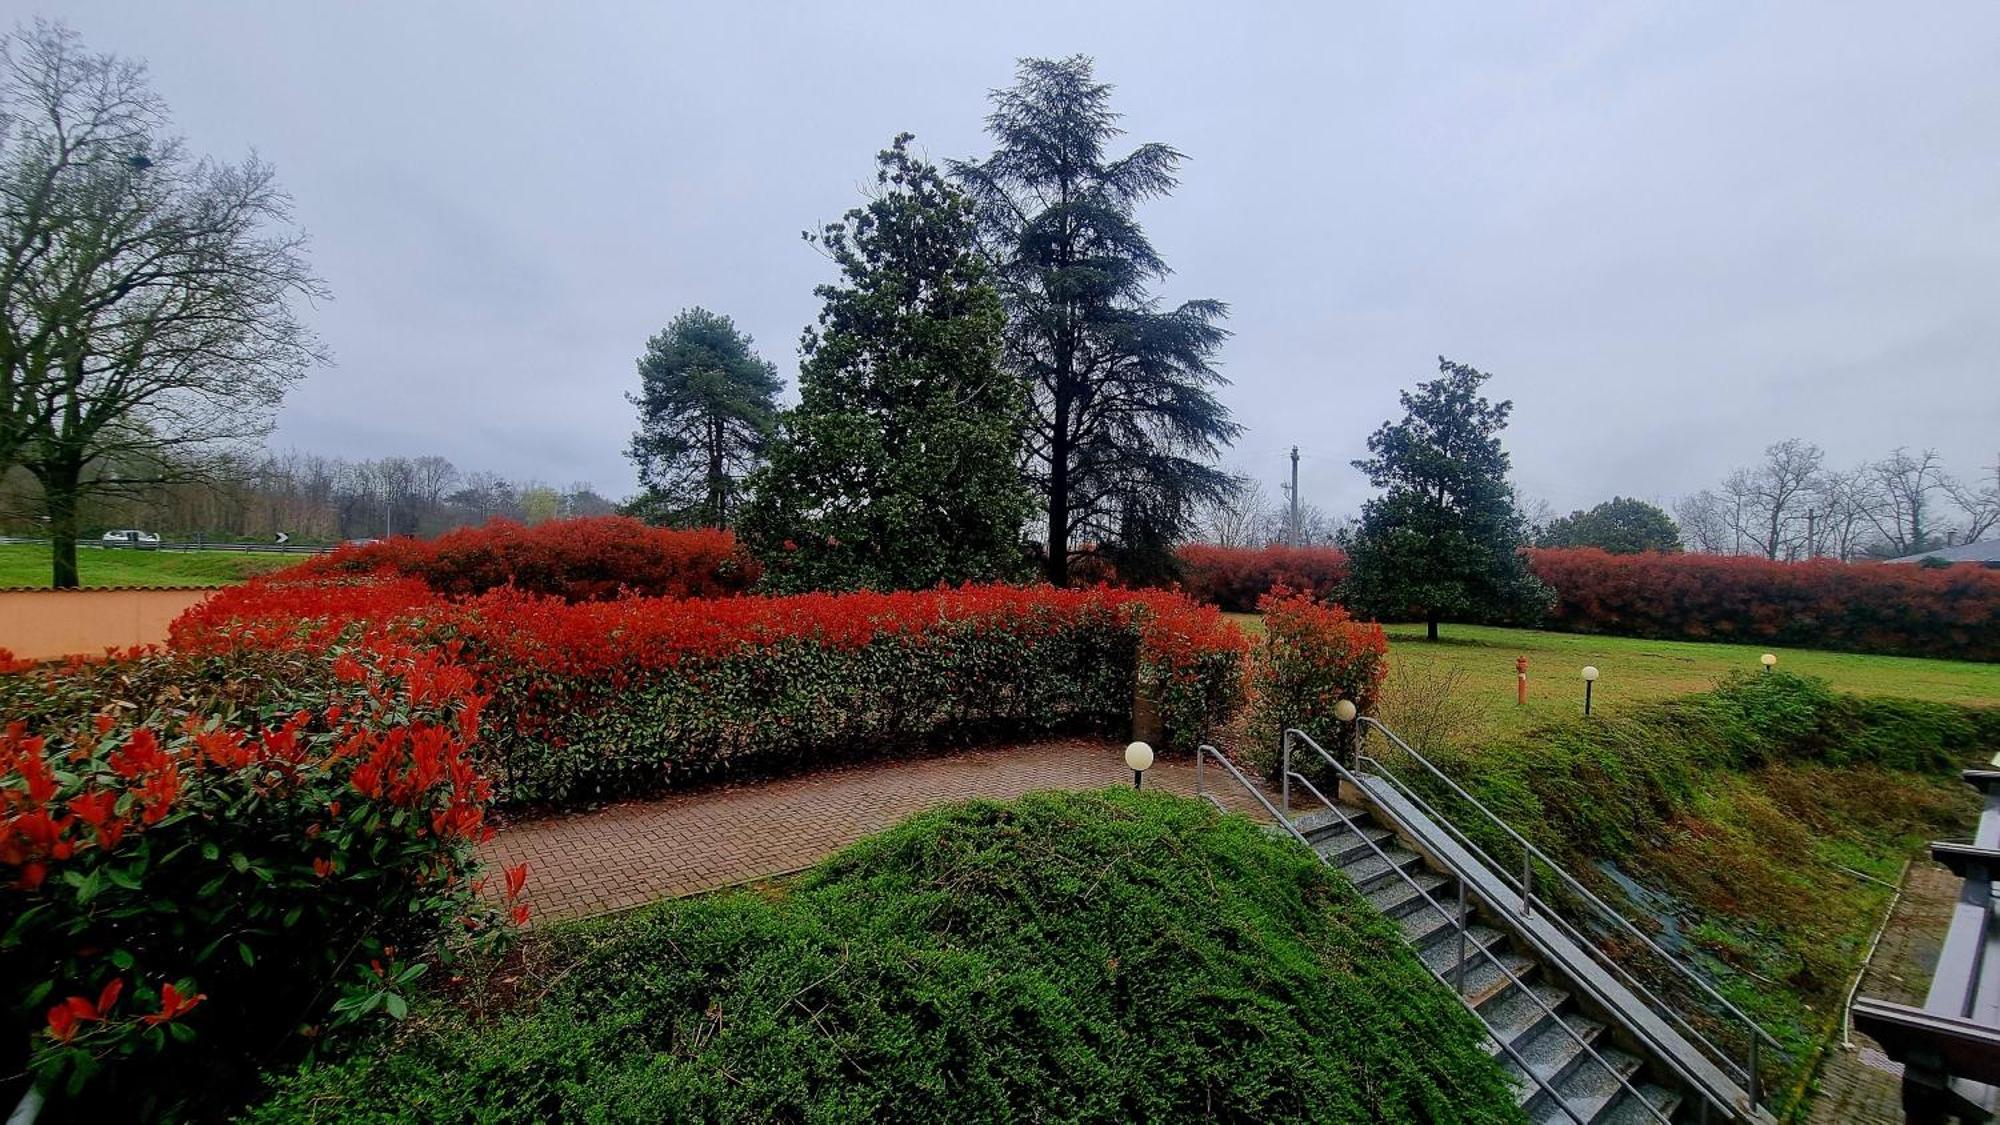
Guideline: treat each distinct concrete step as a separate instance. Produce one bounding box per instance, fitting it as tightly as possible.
[1595,1082,1683,1124]
[1529,1042,1648,1124]
[1336,844,1428,892]
[1478,980,1573,1057]
[1422,922,1509,977]
[1456,950,1539,1008]
[1505,1016,1608,1107]
[1313,824,1398,866]
[1365,871,1451,921]
[1400,898,1474,947]
[1292,805,1374,838]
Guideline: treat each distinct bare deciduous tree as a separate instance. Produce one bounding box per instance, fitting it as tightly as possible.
[1723,439,1823,559]
[0,22,325,584]
[1864,447,1950,557]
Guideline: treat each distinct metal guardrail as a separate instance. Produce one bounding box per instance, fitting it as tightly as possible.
[1194,743,1633,1125]
[1329,716,1782,1110]
[1852,770,2000,1119]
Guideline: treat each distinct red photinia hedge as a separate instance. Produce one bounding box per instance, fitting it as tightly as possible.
[0,638,525,1113]
[286,516,761,603]
[1174,545,1350,612]
[177,580,1249,808]
[1245,589,1389,777]
[1525,548,2000,661]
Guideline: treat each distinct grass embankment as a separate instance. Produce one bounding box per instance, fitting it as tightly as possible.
[1226,615,1999,744]
[0,543,301,587]
[248,791,1524,1124]
[1390,673,1998,1115]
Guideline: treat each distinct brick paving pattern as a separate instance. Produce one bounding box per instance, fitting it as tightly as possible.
[480,738,1280,922]
[1806,861,1961,1124]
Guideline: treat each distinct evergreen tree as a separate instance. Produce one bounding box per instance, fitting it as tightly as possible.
[1537,496,1683,553]
[740,135,1031,592]
[1344,358,1551,640]
[625,308,782,528]
[954,56,1239,586]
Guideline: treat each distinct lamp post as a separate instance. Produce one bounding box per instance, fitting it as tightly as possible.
[1581,666,1599,716]
[1761,653,1777,674]
[1333,699,1358,767]
[1125,741,1154,791]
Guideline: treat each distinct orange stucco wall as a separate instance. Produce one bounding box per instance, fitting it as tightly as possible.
[0,587,218,662]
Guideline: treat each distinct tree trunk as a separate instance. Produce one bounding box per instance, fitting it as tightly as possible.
[707,414,726,529]
[1426,610,1439,642]
[46,461,81,589]
[1045,391,1071,588]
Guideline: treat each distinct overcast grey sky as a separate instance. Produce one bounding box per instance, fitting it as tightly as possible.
[18,2,2000,515]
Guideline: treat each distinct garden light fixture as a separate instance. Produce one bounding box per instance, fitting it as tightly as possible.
[1333,699,1358,723]
[1761,653,1778,673]
[1581,666,1599,716]
[1125,740,1154,790]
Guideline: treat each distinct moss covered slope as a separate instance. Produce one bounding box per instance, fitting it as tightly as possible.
[248,790,1524,1123]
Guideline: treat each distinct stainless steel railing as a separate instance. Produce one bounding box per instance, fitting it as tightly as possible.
[1298,718,1781,1113]
[1195,742,1622,1124]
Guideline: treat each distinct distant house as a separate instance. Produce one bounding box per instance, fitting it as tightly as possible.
[1880,540,2000,567]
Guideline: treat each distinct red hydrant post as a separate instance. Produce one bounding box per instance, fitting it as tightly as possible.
[1516,656,1529,705]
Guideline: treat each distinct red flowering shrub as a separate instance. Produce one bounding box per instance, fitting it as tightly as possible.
[287,516,760,603]
[178,581,1248,809]
[0,639,523,1117]
[1244,589,1389,778]
[1526,548,2000,661]
[1174,545,1349,612]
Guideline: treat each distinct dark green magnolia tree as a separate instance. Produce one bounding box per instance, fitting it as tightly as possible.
[1344,358,1551,640]
[740,135,1031,592]
[953,56,1239,586]
[625,308,782,528]
[1537,496,1683,553]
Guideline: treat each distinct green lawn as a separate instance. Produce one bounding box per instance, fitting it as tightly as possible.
[1228,615,1999,745]
[0,542,302,587]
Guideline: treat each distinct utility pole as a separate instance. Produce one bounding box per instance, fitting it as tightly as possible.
[1289,446,1301,547]
[1806,508,1815,559]
[1733,495,1742,555]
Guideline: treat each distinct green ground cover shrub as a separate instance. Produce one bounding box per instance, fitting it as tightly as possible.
[247,791,1526,1124]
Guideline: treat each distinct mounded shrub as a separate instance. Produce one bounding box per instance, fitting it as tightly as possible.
[1244,589,1389,778]
[290,516,760,603]
[245,790,1522,1124]
[176,581,1249,810]
[1174,544,1349,612]
[1526,547,2000,661]
[0,638,522,1120]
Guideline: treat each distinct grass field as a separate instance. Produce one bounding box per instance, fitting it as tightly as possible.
[1228,615,1999,745]
[0,542,302,587]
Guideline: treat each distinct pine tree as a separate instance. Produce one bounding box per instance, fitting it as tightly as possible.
[740,135,1031,592]
[625,308,782,528]
[954,56,1239,586]
[1344,358,1551,639]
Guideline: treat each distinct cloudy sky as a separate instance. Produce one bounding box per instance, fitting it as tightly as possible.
[19,2,2000,516]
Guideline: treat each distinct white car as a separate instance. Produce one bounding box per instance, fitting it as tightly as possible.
[100,529,162,546]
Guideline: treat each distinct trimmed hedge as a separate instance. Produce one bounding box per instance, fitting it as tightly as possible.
[176,580,1249,810]
[0,639,519,1120]
[246,791,1522,1124]
[290,516,759,603]
[1525,548,2000,661]
[1245,590,1390,779]
[1173,544,1349,612]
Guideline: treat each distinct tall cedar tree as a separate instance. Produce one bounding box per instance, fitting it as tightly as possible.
[740,136,1031,592]
[953,56,1239,586]
[625,308,781,528]
[1345,358,1551,639]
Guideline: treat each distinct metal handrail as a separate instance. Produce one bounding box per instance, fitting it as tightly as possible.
[1281,760,1674,1125]
[1354,751,1751,1091]
[1194,742,1595,1123]
[1337,717,1780,1105]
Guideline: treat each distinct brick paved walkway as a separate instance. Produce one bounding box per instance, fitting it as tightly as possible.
[1806,861,1960,1124]
[480,739,1280,922]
